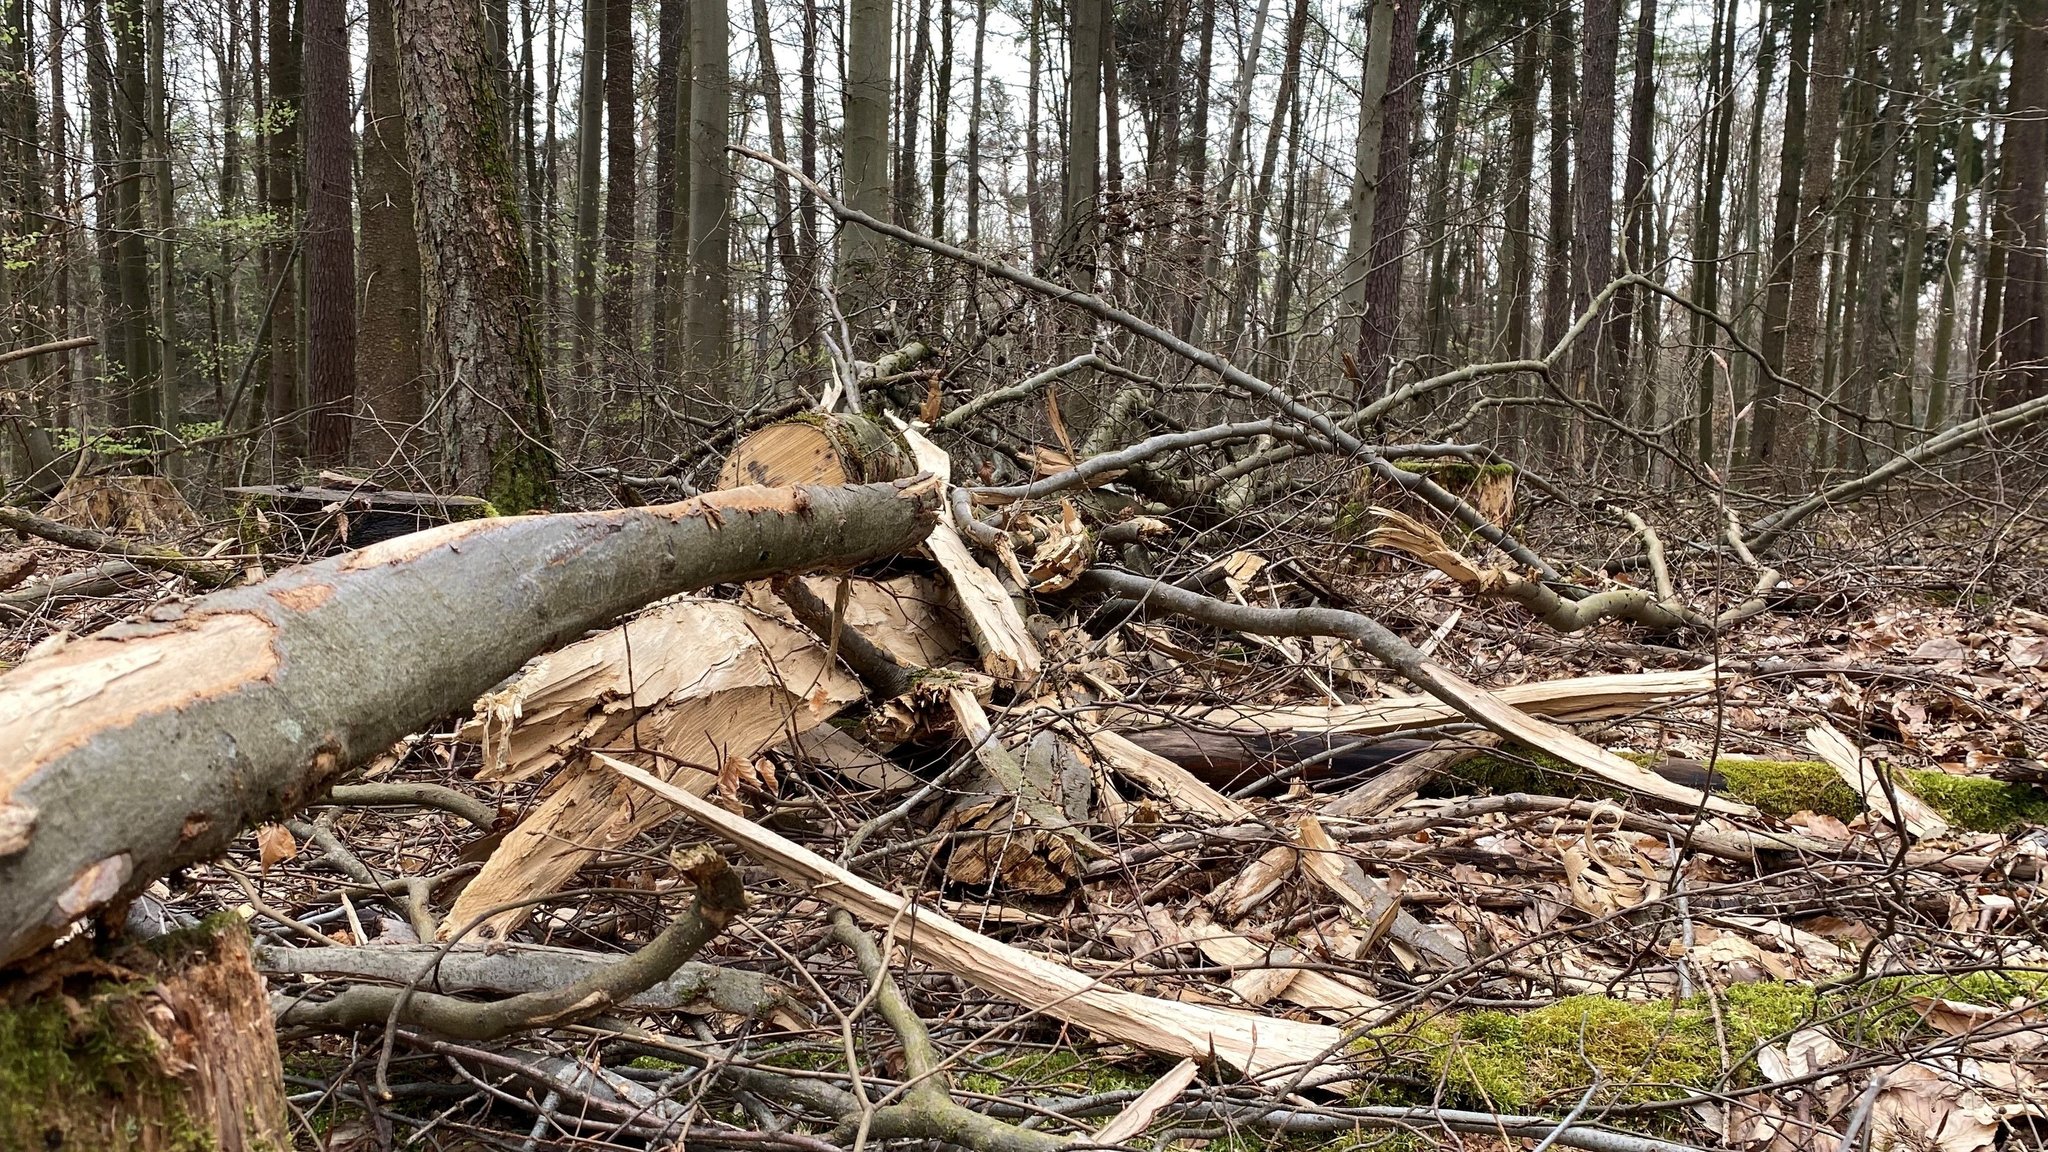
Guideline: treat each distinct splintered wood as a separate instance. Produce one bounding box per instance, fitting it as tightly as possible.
[447,599,862,938]
[601,754,1347,1080]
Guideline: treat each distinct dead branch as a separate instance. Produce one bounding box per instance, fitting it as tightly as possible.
[275,846,744,1038]
[0,559,152,618]
[324,782,500,831]
[0,334,98,366]
[1078,568,1746,813]
[774,575,916,699]
[936,352,1151,432]
[0,478,940,967]
[732,143,1566,584]
[0,504,238,586]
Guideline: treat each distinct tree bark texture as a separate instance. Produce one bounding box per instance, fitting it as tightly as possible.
[839,0,892,336]
[1777,0,1848,470]
[357,0,426,465]
[686,0,731,395]
[601,0,636,357]
[1571,0,1619,408]
[305,0,357,465]
[394,0,558,511]
[0,480,941,968]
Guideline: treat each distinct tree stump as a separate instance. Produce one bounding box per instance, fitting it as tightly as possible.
[0,918,289,1151]
[718,413,916,488]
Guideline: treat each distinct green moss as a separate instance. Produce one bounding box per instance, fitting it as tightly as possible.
[958,1050,1155,1098]
[1370,985,1819,1111]
[0,987,216,1151]
[628,1055,687,1072]
[1824,971,2048,1045]
[1444,750,2048,833]
[1390,457,1517,485]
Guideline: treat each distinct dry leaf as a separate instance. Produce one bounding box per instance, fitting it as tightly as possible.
[256,823,299,871]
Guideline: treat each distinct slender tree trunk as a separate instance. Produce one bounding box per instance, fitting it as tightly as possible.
[652,0,682,368]
[840,0,892,336]
[1539,7,1574,367]
[752,0,815,370]
[1023,0,1046,265]
[113,0,157,428]
[85,0,120,410]
[1778,0,1849,473]
[305,0,356,464]
[1613,0,1656,414]
[1728,0,1776,451]
[1353,0,1423,395]
[1197,0,1270,340]
[1420,10,1470,369]
[602,0,636,358]
[1570,0,1618,412]
[569,0,602,380]
[1225,0,1309,351]
[963,0,987,247]
[357,0,424,464]
[265,0,301,459]
[1062,0,1103,283]
[1930,6,1992,427]
[1336,0,1396,363]
[1994,5,2048,404]
[1688,0,1734,457]
[395,0,556,510]
[1890,0,1942,443]
[147,0,177,447]
[929,0,953,239]
[686,0,731,394]
[1750,0,1810,465]
[895,0,930,224]
[1496,25,1538,363]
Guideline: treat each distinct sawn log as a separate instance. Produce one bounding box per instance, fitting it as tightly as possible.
[0,479,940,967]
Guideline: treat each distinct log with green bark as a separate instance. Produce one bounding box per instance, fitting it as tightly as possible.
[0,478,940,967]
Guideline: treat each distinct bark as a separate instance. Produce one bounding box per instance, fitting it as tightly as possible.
[840,0,893,334]
[570,0,603,380]
[1496,28,1539,364]
[1993,4,2048,404]
[1750,0,1810,464]
[113,0,156,427]
[686,0,731,395]
[264,0,301,457]
[395,0,557,510]
[1777,0,1847,472]
[1,922,289,1151]
[1539,7,1574,364]
[1688,0,1734,454]
[0,480,941,967]
[1353,0,1424,394]
[895,0,931,225]
[1336,0,1397,354]
[1062,0,1104,282]
[602,0,636,357]
[964,0,988,246]
[1890,0,1942,443]
[147,0,176,447]
[1616,0,1658,404]
[1225,0,1310,350]
[652,0,682,365]
[357,0,425,463]
[1570,0,1619,408]
[305,0,357,465]
[752,0,816,371]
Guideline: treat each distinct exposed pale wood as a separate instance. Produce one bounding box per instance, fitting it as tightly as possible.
[1174,916,1387,1025]
[1089,728,1253,821]
[1296,815,1469,969]
[602,754,1346,1079]
[1319,735,1499,819]
[743,573,968,668]
[1126,667,1721,736]
[1210,845,1298,921]
[1093,1059,1200,1144]
[1806,721,1950,839]
[777,725,920,791]
[445,601,864,939]
[717,413,914,489]
[938,688,1086,894]
[897,425,1043,687]
[0,480,940,966]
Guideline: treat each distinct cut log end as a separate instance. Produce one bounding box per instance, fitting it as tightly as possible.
[718,414,915,489]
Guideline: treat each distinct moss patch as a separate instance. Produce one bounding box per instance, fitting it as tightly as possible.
[1370,984,1816,1111]
[0,985,216,1151]
[1443,749,2048,833]
[958,1050,1157,1098]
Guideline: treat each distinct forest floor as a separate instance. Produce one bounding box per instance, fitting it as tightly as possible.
[6,468,2048,1152]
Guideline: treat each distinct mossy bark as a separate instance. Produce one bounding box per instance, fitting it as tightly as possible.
[0,918,288,1151]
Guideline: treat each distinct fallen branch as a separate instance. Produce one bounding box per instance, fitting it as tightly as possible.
[1079,569,1747,814]
[935,352,1151,432]
[0,504,238,587]
[0,478,940,966]
[274,846,744,1038]
[0,559,151,618]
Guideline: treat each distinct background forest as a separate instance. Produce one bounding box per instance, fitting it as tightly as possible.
[2,0,2040,504]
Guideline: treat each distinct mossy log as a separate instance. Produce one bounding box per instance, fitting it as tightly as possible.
[718,413,917,489]
[0,480,941,967]
[1,918,288,1151]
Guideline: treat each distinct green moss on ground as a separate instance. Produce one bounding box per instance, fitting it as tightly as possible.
[1443,749,2048,832]
[958,1050,1157,1098]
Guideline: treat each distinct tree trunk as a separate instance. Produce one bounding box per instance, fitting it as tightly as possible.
[1776,0,1847,473]
[1749,0,1810,465]
[1225,0,1310,351]
[305,0,356,465]
[652,0,682,368]
[0,480,941,967]
[0,922,289,1152]
[113,0,156,429]
[147,0,177,449]
[895,0,930,225]
[1930,6,1993,427]
[1336,0,1396,355]
[1496,26,1538,364]
[1539,6,1574,378]
[602,0,636,358]
[686,0,731,396]
[396,0,557,510]
[1890,0,1941,444]
[753,0,816,376]
[1570,0,1618,411]
[1993,5,2048,404]
[357,0,425,464]
[1354,0,1424,395]
[841,0,893,340]
[1688,0,1734,457]
[264,0,301,460]
[570,0,603,381]
[1062,0,1103,283]
[1614,0,1655,418]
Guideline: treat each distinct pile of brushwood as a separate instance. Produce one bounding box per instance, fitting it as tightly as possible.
[7,227,2048,1151]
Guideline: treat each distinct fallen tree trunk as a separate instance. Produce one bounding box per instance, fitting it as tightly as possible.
[718,412,917,488]
[0,478,940,967]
